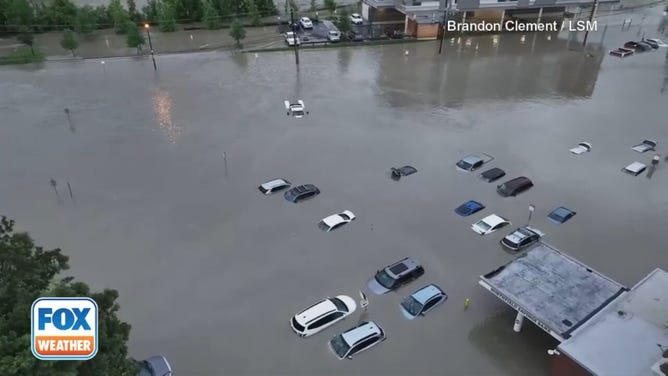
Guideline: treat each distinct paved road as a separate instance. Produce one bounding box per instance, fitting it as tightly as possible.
[1,5,667,375]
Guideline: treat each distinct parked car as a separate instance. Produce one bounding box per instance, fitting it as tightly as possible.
[645,38,667,47]
[548,207,577,224]
[258,178,291,195]
[299,17,313,29]
[456,153,494,171]
[399,284,447,319]
[284,99,307,118]
[347,30,363,42]
[624,41,651,52]
[637,41,655,50]
[609,47,634,57]
[285,31,301,46]
[318,210,356,232]
[471,214,511,236]
[136,355,172,376]
[500,226,544,251]
[479,167,506,182]
[329,321,386,360]
[350,13,364,25]
[290,295,357,337]
[367,257,424,295]
[390,165,417,179]
[569,142,592,155]
[496,176,533,197]
[284,184,320,203]
[631,139,657,153]
[328,30,341,42]
[622,162,647,176]
[454,200,485,217]
[385,29,404,39]
[641,39,659,49]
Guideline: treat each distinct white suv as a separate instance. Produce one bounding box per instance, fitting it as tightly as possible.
[290,296,357,337]
[329,321,386,359]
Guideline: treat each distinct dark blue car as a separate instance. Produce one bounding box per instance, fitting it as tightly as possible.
[284,184,320,203]
[548,207,576,224]
[455,200,485,217]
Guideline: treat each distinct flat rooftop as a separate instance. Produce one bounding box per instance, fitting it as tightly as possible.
[479,243,627,341]
[558,268,668,376]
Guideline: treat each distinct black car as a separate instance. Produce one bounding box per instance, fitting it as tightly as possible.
[641,39,659,49]
[390,165,418,180]
[624,41,651,52]
[347,31,364,42]
[496,176,533,197]
[500,226,544,252]
[366,257,424,295]
[284,184,320,203]
[479,167,506,183]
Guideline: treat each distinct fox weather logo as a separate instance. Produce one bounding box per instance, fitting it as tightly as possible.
[31,297,98,360]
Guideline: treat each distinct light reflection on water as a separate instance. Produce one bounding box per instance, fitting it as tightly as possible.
[152,89,181,144]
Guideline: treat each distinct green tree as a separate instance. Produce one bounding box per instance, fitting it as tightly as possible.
[337,8,350,32]
[247,0,261,26]
[93,5,112,28]
[60,29,79,56]
[75,5,97,37]
[324,0,336,16]
[126,0,140,20]
[229,18,245,48]
[180,0,202,22]
[201,0,221,29]
[288,0,298,12]
[157,0,177,32]
[16,32,34,55]
[141,0,159,23]
[283,0,288,14]
[125,21,145,54]
[256,0,277,16]
[109,0,131,33]
[217,0,232,23]
[0,216,139,376]
[4,0,34,33]
[310,0,316,11]
[45,0,78,29]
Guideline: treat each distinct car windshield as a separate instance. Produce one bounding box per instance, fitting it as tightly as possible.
[329,31,338,35]
[457,160,473,170]
[318,221,330,231]
[330,335,350,358]
[291,317,305,331]
[477,221,492,231]
[339,213,350,220]
[330,297,349,312]
[401,296,423,316]
[374,269,396,289]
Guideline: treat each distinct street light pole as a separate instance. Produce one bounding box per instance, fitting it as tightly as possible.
[145,23,157,71]
[438,0,450,54]
[582,0,599,47]
[290,8,300,66]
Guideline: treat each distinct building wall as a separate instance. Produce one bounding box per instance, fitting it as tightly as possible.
[368,6,406,22]
[550,354,592,376]
[417,23,439,38]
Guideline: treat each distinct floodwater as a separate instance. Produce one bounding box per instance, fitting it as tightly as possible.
[1,13,668,376]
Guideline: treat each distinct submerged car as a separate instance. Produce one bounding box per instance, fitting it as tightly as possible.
[350,13,363,25]
[136,355,172,376]
[328,30,341,42]
[400,284,447,319]
[290,295,357,337]
[329,321,386,360]
[479,167,506,182]
[641,39,659,49]
[318,210,356,232]
[622,162,647,176]
[624,41,651,52]
[456,154,494,172]
[471,214,511,236]
[258,178,291,195]
[609,47,634,57]
[497,176,533,197]
[500,226,545,251]
[548,207,577,224]
[284,100,308,118]
[631,139,657,153]
[347,30,363,42]
[284,184,320,203]
[454,200,485,217]
[390,165,418,180]
[569,142,592,155]
[645,38,668,47]
[367,257,424,295]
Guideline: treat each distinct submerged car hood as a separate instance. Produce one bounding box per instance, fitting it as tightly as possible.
[366,277,391,295]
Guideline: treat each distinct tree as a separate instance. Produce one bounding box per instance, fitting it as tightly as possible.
[60,29,79,56]
[4,0,34,33]
[247,0,261,26]
[16,32,34,55]
[93,5,112,28]
[201,0,220,29]
[283,0,287,15]
[44,0,78,29]
[75,5,97,37]
[255,0,277,17]
[125,21,145,54]
[336,8,350,33]
[324,0,336,16]
[310,0,316,11]
[229,18,245,48]
[157,0,177,32]
[180,0,202,22]
[288,0,298,12]
[141,0,159,23]
[109,0,131,33]
[126,0,140,21]
[217,0,232,24]
[0,216,139,376]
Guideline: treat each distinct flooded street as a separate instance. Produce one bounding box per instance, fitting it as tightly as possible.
[1,21,667,375]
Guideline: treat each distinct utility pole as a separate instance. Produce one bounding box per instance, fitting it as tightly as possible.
[290,8,300,65]
[144,24,157,71]
[438,0,450,54]
[582,0,599,47]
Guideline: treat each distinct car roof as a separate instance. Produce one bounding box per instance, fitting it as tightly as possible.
[386,257,420,277]
[465,200,483,209]
[503,176,532,187]
[262,179,288,189]
[482,214,507,227]
[411,284,443,304]
[482,167,504,176]
[296,298,337,325]
[341,321,382,345]
[293,184,316,192]
[322,214,345,227]
[550,207,574,216]
[505,228,531,242]
[625,162,646,172]
[351,13,361,16]
[462,155,483,164]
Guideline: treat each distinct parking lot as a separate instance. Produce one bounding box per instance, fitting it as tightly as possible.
[278,16,404,45]
[1,16,667,375]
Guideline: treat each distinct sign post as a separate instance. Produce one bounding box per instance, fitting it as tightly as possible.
[528,204,535,225]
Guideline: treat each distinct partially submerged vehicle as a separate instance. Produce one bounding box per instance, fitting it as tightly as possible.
[399,284,447,319]
[631,139,657,153]
[569,142,592,155]
[500,226,545,251]
[454,200,485,217]
[622,162,647,176]
[479,167,505,182]
[496,176,534,197]
[284,100,308,118]
[547,207,577,224]
[456,153,494,172]
[390,165,418,180]
[609,47,634,57]
[318,210,356,232]
[258,178,291,195]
